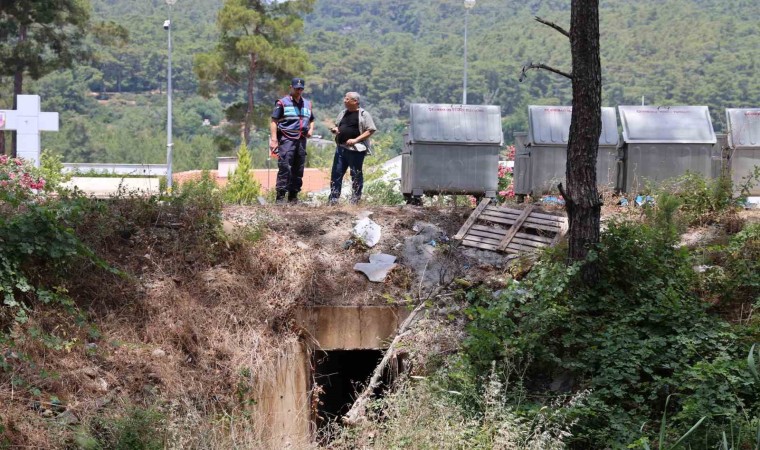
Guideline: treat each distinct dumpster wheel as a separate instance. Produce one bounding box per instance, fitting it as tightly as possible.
[403,193,423,206]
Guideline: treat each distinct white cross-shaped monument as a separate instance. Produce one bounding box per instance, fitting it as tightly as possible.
[0,95,59,167]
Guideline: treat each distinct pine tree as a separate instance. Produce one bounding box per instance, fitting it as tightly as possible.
[194,0,315,146]
[224,141,261,205]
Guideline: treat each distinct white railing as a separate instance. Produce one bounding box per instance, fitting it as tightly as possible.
[62,163,168,176]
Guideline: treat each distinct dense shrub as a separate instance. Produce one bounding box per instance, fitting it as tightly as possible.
[454,220,760,448]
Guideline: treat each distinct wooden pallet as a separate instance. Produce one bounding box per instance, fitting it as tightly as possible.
[454,198,568,254]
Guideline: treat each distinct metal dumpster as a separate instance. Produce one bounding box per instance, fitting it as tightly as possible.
[514,106,619,196]
[402,104,502,198]
[725,108,760,196]
[618,105,720,193]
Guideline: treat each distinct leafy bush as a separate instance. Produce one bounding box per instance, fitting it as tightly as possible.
[39,150,71,192]
[454,220,759,447]
[696,223,760,309]
[1,177,104,328]
[224,142,261,205]
[0,155,46,206]
[361,166,404,205]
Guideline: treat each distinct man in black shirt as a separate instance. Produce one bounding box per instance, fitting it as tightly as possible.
[328,92,377,205]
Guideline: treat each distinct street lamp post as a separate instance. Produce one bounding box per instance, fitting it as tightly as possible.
[164,0,177,190]
[463,0,476,104]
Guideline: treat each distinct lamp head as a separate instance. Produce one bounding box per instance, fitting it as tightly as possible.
[464,0,476,9]
[163,19,171,30]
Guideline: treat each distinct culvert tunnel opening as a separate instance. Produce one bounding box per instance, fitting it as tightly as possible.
[313,349,396,433]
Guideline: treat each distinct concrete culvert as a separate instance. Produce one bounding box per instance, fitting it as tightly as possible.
[312,349,398,434]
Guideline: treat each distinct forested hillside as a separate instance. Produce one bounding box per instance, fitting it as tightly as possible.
[5,0,760,169]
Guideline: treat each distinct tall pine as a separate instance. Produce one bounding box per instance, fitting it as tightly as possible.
[194,0,315,146]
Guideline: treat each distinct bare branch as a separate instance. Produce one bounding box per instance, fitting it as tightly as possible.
[519,62,572,82]
[534,16,570,38]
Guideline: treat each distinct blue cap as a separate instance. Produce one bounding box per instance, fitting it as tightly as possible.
[291,78,305,89]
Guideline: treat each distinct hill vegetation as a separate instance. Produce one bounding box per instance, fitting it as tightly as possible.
[2,0,758,169]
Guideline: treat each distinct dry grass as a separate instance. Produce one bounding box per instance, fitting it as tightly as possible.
[1,199,476,448]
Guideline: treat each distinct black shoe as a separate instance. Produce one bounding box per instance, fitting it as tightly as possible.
[349,196,361,205]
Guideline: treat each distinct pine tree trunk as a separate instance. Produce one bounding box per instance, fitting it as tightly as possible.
[564,0,602,280]
[11,24,27,158]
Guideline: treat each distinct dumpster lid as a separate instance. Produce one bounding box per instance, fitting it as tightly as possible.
[527,106,619,147]
[726,108,760,148]
[619,105,716,144]
[408,103,503,145]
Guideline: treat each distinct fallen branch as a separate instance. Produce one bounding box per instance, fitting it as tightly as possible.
[342,301,427,426]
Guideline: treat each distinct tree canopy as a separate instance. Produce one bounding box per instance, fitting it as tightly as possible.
[194,0,315,145]
[0,0,757,168]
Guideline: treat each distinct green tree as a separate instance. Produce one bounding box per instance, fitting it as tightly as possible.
[91,20,130,96]
[194,0,315,146]
[0,0,90,156]
[224,141,261,204]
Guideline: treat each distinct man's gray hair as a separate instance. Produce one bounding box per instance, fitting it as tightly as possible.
[346,91,360,103]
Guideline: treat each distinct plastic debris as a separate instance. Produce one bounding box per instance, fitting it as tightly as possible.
[354,253,398,282]
[353,217,381,247]
[542,195,565,205]
[618,198,629,206]
[635,195,655,207]
[744,197,760,209]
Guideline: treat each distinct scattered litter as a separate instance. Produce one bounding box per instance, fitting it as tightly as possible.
[618,198,629,206]
[354,253,398,282]
[353,217,381,247]
[744,197,760,208]
[542,195,565,205]
[428,240,437,247]
[257,196,267,205]
[356,210,374,220]
[635,195,654,207]
[412,224,420,232]
[296,241,309,250]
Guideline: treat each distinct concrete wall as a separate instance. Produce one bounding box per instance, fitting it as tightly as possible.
[257,306,409,447]
[296,306,410,350]
[255,340,312,449]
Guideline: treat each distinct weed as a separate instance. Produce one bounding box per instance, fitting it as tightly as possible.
[88,405,165,450]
